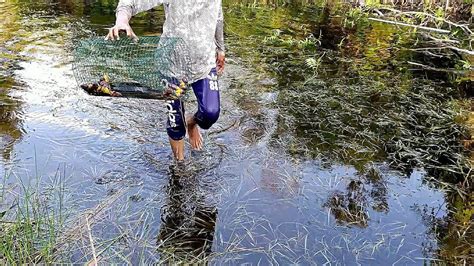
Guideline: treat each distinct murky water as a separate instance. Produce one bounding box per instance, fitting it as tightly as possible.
[1,0,471,264]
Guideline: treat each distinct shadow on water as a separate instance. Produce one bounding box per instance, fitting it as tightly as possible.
[0,0,473,264]
[157,163,218,263]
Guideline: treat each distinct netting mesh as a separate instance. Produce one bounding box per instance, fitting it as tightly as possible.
[72,36,192,92]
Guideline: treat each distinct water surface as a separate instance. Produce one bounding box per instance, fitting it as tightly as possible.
[0,0,471,264]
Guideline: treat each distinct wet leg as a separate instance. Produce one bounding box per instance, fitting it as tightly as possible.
[169,138,185,161]
[187,115,203,150]
[166,99,186,161]
[189,69,220,150]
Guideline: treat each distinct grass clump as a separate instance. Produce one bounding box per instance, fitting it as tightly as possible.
[0,168,68,264]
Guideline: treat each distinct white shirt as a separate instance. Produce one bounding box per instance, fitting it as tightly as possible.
[116,0,224,83]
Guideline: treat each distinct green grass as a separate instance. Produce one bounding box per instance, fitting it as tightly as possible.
[0,167,68,264]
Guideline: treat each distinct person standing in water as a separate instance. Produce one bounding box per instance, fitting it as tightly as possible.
[106,0,225,162]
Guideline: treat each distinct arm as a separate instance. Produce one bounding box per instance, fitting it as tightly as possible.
[215,4,226,75]
[215,5,225,53]
[106,0,165,41]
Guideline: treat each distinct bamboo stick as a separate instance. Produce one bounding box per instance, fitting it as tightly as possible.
[407,61,469,74]
[368,17,451,33]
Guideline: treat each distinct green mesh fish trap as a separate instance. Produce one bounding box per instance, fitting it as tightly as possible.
[72,36,192,98]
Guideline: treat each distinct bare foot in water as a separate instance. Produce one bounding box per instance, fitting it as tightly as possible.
[187,116,203,150]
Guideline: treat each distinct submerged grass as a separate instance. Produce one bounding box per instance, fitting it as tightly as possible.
[228,0,472,188]
[273,76,473,262]
[224,2,473,263]
[274,77,470,180]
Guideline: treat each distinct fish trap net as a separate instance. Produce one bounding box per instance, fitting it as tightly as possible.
[72,36,192,93]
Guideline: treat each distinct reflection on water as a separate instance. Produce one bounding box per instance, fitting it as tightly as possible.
[325,179,370,228]
[0,0,23,164]
[0,85,23,163]
[324,165,390,228]
[0,0,471,264]
[158,163,217,263]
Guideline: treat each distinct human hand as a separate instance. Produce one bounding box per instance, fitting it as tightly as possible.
[105,14,138,41]
[216,51,225,76]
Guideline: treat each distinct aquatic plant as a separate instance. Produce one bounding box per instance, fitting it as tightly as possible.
[229,3,473,263]
[0,167,68,264]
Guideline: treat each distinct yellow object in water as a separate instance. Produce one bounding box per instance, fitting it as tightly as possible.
[103,74,110,83]
[99,85,112,95]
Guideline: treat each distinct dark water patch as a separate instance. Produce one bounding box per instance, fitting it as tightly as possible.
[0,81,24,164]
[157,163,219,263]
[273,76,469,181]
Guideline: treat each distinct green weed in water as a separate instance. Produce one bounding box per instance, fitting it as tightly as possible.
[0,167,69,264]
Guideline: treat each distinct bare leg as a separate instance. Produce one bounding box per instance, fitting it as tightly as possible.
[169,138,185,161]
[187,115,203,150]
